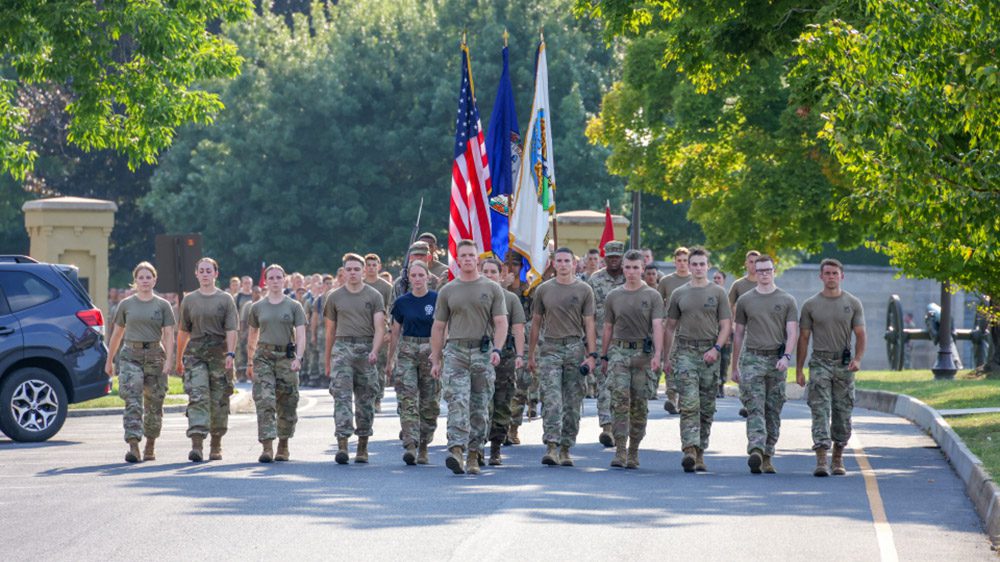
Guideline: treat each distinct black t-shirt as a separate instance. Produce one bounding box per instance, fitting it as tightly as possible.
[391,291,438,338]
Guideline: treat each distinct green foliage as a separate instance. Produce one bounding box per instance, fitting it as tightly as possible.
[0,0,252,180]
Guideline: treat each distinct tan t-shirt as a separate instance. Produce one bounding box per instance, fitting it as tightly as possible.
[323,285,384,338]
[113,294,175,343]
[605,285,665,341]
[800,291,865,353]
[534,278,595,339]
[365,278,394,312]
[434,276,506,340]
[728,276,757,307]
[248,296,306,347]
[504,290,527,326]
[657,272,691,305]
[667,283,732,341]
[178,289,238,339]
[734,287,798,351]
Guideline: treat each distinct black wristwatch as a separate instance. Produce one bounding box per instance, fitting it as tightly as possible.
[588,352,599,359]
[492,348,501,355]
[713,344,722,352]
[600,355,609,362]
[225,351,236,358]
[782,353,792,360]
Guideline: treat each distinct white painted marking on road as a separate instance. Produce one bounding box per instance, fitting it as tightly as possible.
[853,436,899,562]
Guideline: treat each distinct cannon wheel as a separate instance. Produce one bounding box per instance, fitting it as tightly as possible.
[886,295,905,370]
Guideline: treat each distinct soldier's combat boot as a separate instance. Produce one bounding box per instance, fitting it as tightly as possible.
[814,448,830,477]
[541,443,559,466]
[142,437,156,462]
[259,439,274,463]
[626,439,641,469]
[489,440,503,466]
[403,444,417,466]
[189,435,205,462]
[748,448,763,474]
[681,446,697,473]
[275,438,290,462]
[559,445,574,467]
[355,436,369,463]
[125,438,141,463]
[610,442,627,468]
[209,434,223,461]
[832,444,847,475]
[466,450,481,475]
[446,446,465,474]
[508,424,520,445]
[417,441,429,465]
[335,437,350,464]
[762,454,776,474]
[739,407,749,418]
[695,448,707,472]
[663,390,678,414]
[599,424,615,448]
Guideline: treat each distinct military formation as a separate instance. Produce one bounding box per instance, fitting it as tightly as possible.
[106,236,866,479]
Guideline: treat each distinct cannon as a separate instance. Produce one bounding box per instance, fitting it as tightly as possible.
[884,294,992,371]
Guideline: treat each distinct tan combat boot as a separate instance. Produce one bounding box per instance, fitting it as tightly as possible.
[355,436,369,463]
[125,438,141,463]
[466,450,481,475]
[416,441,429,465]
[681,446,698,473]
[814,448,830,477]
[335,437,350,464]
[663,390,678,414]
[489,440,503,466]
[762,454,776,474]
[610,442,627,468]
[446,446,465,474]
[831,444,847,475]
[403,444,417,466]
[508,424,521,445]
[695,448,707,472]
[599,424,615,448]
[275,438,290,462]
[626,439,641,469]
[748,448,763,474]
[541,443,559,466]
[259,439,274,463]
[209,434,223,461]
[559,445,574,467]
[142,437,156,462]
[188,435,205,462]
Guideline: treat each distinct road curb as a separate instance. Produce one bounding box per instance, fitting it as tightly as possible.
[856,388,1000,547]
[68,387,253,418]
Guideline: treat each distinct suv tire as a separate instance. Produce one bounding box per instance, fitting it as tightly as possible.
[0,368,68,442]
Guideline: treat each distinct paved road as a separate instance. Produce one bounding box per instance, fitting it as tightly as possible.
[1,387,995,561]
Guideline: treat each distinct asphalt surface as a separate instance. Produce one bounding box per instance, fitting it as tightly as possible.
[1,386,995,561]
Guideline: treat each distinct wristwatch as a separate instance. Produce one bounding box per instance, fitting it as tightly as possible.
[600,355,610,362]
[492,348,502,355]
[782,353,792,360]
[225,351,236,358]
[712,344,722,352]
[588,352,599,359]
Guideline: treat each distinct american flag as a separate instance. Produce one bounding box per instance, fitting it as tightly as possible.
[448,42,492,280]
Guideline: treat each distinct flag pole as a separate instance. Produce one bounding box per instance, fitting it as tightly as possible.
[503,28,508,47]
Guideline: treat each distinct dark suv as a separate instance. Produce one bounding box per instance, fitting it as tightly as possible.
[0,256,109,442]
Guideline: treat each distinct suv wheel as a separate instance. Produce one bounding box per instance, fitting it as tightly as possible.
[0,368,68,442]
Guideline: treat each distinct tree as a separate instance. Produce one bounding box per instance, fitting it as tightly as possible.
[0,0,252,180]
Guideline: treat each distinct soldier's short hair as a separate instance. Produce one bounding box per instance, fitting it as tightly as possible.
[643,264,658,272]
[264,264,286,278]
[342,253,365,266]
[755,254,775,266]
[481,257,504,272]
[364,253,381,263]
[408,260,431,276]
[746,250,761,260]
[673,246,690,257]
[623,249,643,262]
[587,248,600,256]
[456,239,477,251]
[554,246,574,257]
[819,258,844,273]
[132,261,158,279]
[196,257,219,272]
[688,247,710,261]
[322,274,335,283]
[240,275,253,283]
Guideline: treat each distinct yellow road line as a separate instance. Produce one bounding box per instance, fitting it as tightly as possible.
[853,437,900,562]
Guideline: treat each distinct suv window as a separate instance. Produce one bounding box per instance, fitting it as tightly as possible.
[0,271,59,312]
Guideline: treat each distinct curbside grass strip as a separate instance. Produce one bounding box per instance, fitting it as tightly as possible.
[67,387,253,418]
[857,389,999,547]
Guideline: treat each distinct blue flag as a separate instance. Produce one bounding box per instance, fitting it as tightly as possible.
[485,45,520,262]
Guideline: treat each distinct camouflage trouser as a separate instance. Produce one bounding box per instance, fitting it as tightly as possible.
[738,352,786,456]
[252,348,300,441]
[596,335,612,426]
[236,331,249,380]
[537,339,587,447]
[394,338,440,447]
[807,357,855,450]
[488,350,517,443]
[607,346,652,442]
[118,345,168,442]
[442,342,495,453]
[675,346,720,450]
[308,327,326,385]
[182,338,234,438]
[718,343,732,384]
[299,334,312,383]
[376,345,388,401]
[329,340,378,438]
[510,364,538,427]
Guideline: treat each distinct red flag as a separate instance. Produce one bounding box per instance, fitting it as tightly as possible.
[599,200,614,257]
[258,261,266,288]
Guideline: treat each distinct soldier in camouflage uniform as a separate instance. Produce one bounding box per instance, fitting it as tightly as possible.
[664,248,732,472]
[731,254,798,474]
[505,248,536,445]
[324,253,386,465]
[796,258,866,477]
[104,262,175,463]
[529,248,597,467]
[176,257,239,463]
[247,265,307,463]
[481,258,525,466]
[364,253,395,412]
[430,239,508,475]
[601,250,664,469]
[588,240,626,447]
[729,251,760,418]
[308,275,334,388]
[657,247,692,412]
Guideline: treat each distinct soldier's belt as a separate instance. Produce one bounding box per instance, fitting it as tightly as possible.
[401,336,430,343]
[259,344,286,353]
[337,336,373,344]
[677,338,715,348]
[447,338,482,348]
[811,350,842,361]
[544,336,583,345]
[124,341,158,350]
[746,348,782,357]
[611,339,643,349]
[190,334,226,345]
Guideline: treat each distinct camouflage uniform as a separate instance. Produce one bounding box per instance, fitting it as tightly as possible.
[738,352,786,456]
[330,339,379,438]
[488,345,517,443]
[236,327,249,382]
[675,343,719,450]
[394,337,440,447]
[442,342,495,453]
[252,347,299,441]
[118,343,168,442]
[538,338,587,446]
[588,267,625,425]
[309,297,327,387]
[509,298,536,428]
[807,355,855,449]
[607,344,653,442]
[183,335,234,438]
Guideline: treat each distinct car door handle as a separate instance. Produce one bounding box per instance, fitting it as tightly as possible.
[0,326,14,336]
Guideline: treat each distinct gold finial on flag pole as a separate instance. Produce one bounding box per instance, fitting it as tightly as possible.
[540,27,544,42]
[462,30,467,46]
[503,28,509,47]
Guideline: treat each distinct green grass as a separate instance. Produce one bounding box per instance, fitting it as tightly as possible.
[69,376,188,410]
[947,413,1000,481]
[852,370,1000,410]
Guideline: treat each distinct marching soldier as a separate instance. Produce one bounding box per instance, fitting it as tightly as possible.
[729,250,760,418]
[308,275,335,387]
[657,246,692,410]
[588,240,626,447]
[418,232,450,279]
[481,258,525,466]
[364,253,395,412]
